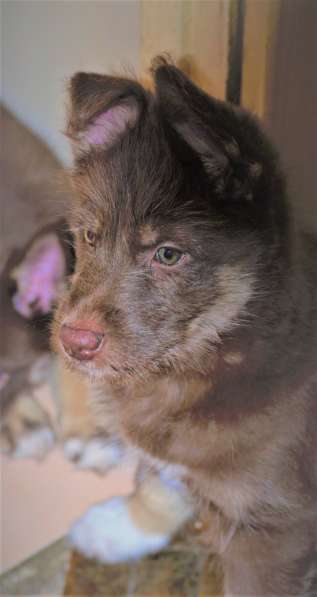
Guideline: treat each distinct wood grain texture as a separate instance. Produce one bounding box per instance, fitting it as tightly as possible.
[241,0,280,118]
[64,534,223,596]
[140,0,230,99]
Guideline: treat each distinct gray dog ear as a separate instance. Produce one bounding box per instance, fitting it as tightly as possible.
[153,58,263,200]
[67,72,147,157]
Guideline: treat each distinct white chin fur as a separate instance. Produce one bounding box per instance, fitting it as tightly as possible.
[63,437,123,473]
[69,496,170,564]
[13,427,55,460]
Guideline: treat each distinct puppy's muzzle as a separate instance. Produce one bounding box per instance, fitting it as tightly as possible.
[60,324,104,361]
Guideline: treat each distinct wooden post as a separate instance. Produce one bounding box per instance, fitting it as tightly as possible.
[140,0,231,99]
[241,0,281,118]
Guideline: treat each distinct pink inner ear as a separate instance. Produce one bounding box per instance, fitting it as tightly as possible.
[12,235,66,319]
[85,103,138,146]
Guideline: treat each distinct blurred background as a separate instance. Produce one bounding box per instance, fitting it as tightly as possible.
[1,0,316,575]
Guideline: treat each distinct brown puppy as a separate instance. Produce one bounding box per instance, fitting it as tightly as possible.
[53,60,317,595]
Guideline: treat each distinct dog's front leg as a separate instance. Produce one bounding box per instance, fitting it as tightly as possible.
[221,520,317,597]
[0,392,55,460]
[69,472,193,563]
[57,365,126,473]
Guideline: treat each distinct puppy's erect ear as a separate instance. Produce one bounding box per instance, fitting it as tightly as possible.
[11,232,67,319]
[67,72,147,157]
[153,59,264,201]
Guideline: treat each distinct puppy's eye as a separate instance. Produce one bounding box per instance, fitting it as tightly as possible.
[84,230,96,246]
[155,247,183,266]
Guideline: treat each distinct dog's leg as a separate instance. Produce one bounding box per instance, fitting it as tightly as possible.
[221,521,317,597]
[69,473,193,563]
[58,365,125,473]
[0,393,55,460]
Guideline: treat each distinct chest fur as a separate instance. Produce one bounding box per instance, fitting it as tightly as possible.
[94,376,311,525]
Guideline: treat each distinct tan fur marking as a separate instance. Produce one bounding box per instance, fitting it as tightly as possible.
[4,394,49,433]
[128,475,193,536]
[57,364,96,440]
[138,224,159,246]
[223,352,244,366]
[186,265,254,348]
[0,393,52,454]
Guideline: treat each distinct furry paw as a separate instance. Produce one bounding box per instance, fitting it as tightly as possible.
[4,426,55,460]
[0,395,55,460]
[69,497,170,563]
[63,436,123,473]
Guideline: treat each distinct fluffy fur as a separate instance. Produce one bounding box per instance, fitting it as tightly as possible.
[53,59,317,595]
[0,105,73,457]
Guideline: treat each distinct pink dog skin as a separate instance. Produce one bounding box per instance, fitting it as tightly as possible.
[85,103,138,147]
[13,234,66,318]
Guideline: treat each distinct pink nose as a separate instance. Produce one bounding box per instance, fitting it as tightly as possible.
[60,324,104,361]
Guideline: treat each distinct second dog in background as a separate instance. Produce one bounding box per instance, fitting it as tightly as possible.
[1,106,121,469]
[0,106,90,460]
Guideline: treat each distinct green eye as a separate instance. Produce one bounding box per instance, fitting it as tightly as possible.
[155,247,183,266]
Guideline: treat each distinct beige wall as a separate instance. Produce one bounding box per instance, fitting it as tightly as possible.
[1,0,140,163]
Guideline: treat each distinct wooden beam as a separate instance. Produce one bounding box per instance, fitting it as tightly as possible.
[140,0,231,99]
[241,0,281,118]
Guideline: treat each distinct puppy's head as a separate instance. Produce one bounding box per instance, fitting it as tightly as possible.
[53,59,287,384]
[0,225,69,408]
